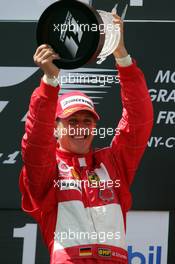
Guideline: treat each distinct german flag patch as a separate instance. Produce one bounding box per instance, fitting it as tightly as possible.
[79,247,92,256]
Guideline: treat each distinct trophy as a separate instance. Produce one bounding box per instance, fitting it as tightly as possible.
[36,0,128,69]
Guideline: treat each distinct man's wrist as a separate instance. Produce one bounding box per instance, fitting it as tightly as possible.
[115,54,132,67]
[42,74,60,87]
[113,47,128,58]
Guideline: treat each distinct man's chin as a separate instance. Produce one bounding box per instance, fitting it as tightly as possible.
[69,143,91,155]
[71,147,90,155]
[59,136,93,154]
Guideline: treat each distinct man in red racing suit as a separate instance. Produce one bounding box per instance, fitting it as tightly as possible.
[19,15,153,264]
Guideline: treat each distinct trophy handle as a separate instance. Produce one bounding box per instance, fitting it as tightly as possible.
[96,3,128,64]
[96,10,121,64]
[96,57,107,64]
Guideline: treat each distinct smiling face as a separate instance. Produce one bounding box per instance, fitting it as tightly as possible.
[56,110,97,154]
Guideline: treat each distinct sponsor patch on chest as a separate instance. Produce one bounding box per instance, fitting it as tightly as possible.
[98,248,111,257]
[87,171,100,184]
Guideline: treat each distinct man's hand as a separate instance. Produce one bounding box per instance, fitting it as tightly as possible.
[33,44,60,78]
[112,14,128,59]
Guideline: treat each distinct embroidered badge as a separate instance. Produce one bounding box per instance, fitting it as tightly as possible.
[58,161,70,172]
[99,188,115,202]
[88,171,100,183]
[79,247,92,256]
[98,248,111,257]
[71,168,80,180]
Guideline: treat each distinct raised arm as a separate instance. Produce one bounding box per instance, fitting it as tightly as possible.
[19,45,60,219]
[110,15,154,186]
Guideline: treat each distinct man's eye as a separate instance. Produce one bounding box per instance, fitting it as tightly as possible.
[69,119,78,125]
[84,119,93,125]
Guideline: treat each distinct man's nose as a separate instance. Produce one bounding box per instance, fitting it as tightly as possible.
[75,123,89,135]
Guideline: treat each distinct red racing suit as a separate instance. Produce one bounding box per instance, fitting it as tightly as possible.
[19,61,153,264]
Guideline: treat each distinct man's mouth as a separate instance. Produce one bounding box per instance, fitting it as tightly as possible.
[71,135,88,140]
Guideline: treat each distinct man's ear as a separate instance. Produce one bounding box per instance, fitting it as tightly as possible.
[54,128,59,139]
